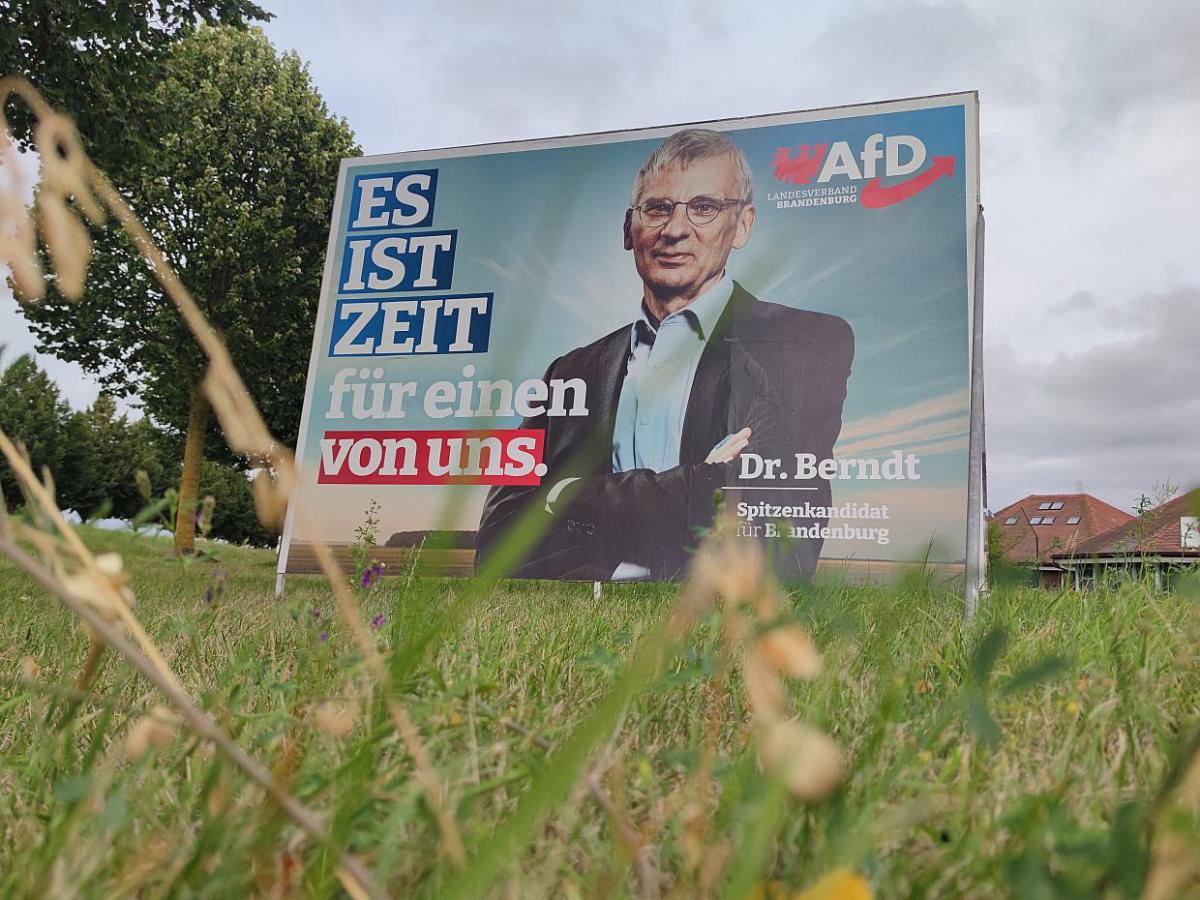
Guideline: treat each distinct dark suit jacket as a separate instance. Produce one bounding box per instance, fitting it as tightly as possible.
[475,282,854,582]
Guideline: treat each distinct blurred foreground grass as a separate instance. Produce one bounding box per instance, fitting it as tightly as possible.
[1,527,1198,897]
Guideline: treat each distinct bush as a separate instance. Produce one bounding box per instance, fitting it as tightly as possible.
[197,459,278,548]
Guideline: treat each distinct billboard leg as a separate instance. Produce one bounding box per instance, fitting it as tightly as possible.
[274,572,287,599]
[593,581,602,600]
[964,209,987,621]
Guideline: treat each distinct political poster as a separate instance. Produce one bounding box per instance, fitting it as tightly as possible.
[278,92,982,585]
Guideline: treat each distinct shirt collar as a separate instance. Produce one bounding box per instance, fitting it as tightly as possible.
[630,273,734,351]
[677,272,734,340]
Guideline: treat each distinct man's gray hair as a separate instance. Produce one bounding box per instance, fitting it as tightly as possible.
[631,128,754,206]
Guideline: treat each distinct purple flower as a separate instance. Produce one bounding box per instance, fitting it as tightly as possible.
[360,568,373,589]
[318,631,329,642]
[311,608,322,619]
[371,613,387,629]
[203,586,213,604]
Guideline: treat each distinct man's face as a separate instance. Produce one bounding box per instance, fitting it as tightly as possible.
[626,153,755,305]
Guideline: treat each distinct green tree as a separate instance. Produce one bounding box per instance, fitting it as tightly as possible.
[199,458,277,547]
[0,354,72,508]
[20,26,358,552]
[59,395,170,519]
[0,0,269,177]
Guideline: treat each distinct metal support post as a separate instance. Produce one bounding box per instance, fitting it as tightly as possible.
[964,209,987,621]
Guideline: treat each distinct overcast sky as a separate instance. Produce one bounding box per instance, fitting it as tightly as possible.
[3,0,1198,513]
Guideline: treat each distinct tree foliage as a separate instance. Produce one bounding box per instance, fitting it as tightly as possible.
[21,25,356,440]
[199,458,276,547]
[0,354,72,506]
[0,354,275,545]
[0,0,270,178]
[62,394,173,519]
[18,25,358,549]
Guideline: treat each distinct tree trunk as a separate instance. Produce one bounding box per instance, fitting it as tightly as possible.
[174,383,209,555]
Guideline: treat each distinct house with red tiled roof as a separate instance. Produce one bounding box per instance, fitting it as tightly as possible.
[990,493,1134,588]
[1052,488,1200,591]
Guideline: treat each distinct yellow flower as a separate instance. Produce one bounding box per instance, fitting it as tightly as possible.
[794,868,872,900]
[1066,700,1080,715]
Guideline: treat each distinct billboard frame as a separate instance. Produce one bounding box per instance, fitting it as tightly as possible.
[274,91,985,617]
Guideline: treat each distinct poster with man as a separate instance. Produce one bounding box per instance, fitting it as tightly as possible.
[278,92,981,586]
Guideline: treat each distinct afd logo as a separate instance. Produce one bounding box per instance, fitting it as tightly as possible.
[771,133,954,209]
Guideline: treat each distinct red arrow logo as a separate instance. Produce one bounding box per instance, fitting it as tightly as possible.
[859,156,955,208]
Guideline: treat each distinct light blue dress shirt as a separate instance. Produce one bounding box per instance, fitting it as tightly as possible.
[611,275,734,474]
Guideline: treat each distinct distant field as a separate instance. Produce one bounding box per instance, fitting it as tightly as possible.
[1,526,1198,897]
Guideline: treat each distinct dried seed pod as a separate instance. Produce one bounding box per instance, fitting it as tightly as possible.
[756,623,822,680]
[134,469,153,501]
[198,495,215,535]
[61,571,122,622]
[759,720,844,802]
[33,113,103,224]
[313,700,357,738]
[742,651,786,720]
[94,552,124,581]
[125,706,179,758]
[716,535,764,600]
[36,191,91,300]
[204,368,274,456]
[690,531,765,603]
[19,655,40,680]
[252,472,287,529]
[0,191,44,301]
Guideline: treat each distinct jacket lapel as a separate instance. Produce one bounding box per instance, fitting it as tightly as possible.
[680,284,752,466]
[592,327,631,473]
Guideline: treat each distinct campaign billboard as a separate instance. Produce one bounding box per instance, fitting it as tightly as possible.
[277,92,982,586]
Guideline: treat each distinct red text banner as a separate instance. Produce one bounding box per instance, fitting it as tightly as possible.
[318,429,546,485]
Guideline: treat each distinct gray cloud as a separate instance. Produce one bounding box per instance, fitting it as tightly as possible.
[987,286,1200,510]
[4,0,1198,519]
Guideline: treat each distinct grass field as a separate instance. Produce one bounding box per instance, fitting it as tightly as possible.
[2,526,1199,898]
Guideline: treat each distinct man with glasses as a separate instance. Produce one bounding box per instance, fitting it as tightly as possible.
[476,128,854,582]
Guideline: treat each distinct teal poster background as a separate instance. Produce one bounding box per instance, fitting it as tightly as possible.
[281,93,980,578]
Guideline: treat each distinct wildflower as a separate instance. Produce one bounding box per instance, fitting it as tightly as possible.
[203,586,213,605]
[793,867,872,900]
[318,631,329,642]
[371,613,387,629]
[360,560,387,589]
[311,608,322,619]
[1066,700,1080,715]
